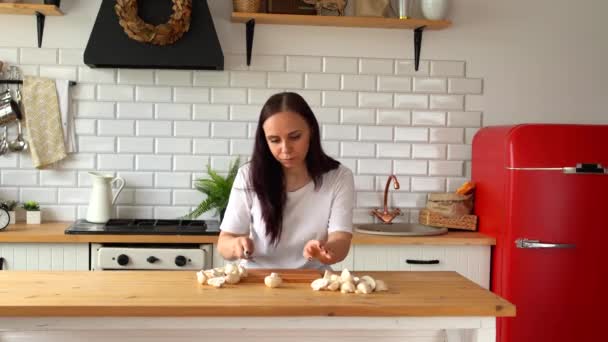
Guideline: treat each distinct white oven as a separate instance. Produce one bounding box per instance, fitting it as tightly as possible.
[91,243,212,271]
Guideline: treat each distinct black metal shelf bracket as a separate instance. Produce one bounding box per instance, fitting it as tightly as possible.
[242,20,427,70]
[414,26,425,72]
[35,11,46,48]
[246,19,255,66]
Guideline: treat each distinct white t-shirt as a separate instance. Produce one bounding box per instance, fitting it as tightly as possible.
[220,164,355,269]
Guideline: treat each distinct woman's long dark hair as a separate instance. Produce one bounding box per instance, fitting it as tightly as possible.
[249,92,340,245]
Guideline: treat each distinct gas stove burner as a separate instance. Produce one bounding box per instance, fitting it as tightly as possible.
[65,219,220,235]
[132,219,157,227]
[104,219,207,230]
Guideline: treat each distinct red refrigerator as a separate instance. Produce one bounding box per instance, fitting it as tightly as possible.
[472,124,608,342]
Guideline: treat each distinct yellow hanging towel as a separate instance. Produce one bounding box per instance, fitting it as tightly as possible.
[22,76,67,168]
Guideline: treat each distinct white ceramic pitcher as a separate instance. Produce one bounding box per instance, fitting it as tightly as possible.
[86,172,125,223]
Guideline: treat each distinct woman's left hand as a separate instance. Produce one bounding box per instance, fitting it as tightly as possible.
[303,240,335,264]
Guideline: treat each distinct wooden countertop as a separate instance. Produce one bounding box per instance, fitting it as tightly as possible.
[0,222,495,245]
[0,270,514,317]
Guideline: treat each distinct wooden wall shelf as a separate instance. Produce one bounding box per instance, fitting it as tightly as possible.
[0,4,64,48]
[230,12,452,71]
[0,4,63,16]
[231,12,451,30]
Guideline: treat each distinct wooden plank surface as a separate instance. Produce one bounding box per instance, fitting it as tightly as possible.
[0,271,515,317]
[0,222,495,245]
[0,4,63,16]
[231,12,451,30]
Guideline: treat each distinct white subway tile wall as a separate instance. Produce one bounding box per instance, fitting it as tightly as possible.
[0,49,483,223]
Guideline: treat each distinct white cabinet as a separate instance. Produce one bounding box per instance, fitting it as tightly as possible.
[353,245,491,289]
[0,243,89,271]
[212,244,489,289]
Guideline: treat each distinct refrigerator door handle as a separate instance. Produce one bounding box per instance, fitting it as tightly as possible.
[508,163,607,174]
[563,163,607,174]
[515,238,576,249]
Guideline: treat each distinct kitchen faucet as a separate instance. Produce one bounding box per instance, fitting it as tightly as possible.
[371,175,401,224]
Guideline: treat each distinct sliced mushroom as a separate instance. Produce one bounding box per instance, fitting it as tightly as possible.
[340,269,354,283]
[311,278,330,291]
[323,270,333,280]
[224,263,238,275]
[356,282,373,294]
[196,270,207,285]
[224,273,241,284]
[330,274,340,282]
[340,281,355,293]
[375,279,388,291]
[327,280,341,291]
[237,265,248,278]
[207,277,226,288]
[360,275,376,291]
[264,272,283,288]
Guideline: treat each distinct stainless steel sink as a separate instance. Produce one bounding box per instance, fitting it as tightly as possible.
[355,223,448,236]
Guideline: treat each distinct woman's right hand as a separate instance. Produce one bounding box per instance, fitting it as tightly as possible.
[233,236,255,259]
[218,231,255,261]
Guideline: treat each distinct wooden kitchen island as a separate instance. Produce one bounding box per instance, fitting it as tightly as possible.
[0,270,514,342]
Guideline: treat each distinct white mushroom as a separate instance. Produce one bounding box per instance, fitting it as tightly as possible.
[237,265,248,278]
[330,274,340,282]
[340,281,355,293]
[207,277,226,288]
[224,273,241,284]
[310,278,330,291]
[224,263,238,275]
[264,272,283,288]
[323,270,333,280]
[353,276,360,284]
[327,280,341,291]
[356,282,373,294]
[374,279,389,292]
[340,269,354,283]
[196,270,207,285]
[214,267,225,274]
[360,275,377,291]
[204,268,224,278]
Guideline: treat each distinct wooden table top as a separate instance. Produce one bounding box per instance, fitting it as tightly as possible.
[0,270,514,317]
[0,222,495,245]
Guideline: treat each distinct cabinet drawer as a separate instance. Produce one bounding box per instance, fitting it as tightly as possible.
[353,245,490,288]
[0,243,89,271]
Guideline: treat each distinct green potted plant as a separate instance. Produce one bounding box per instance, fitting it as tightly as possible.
[185,157,241,222]
[0,200,18,224]
[22,200,41,224]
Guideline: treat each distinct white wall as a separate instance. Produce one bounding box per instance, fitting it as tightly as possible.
[0,0,606,222]
[2,0,606,125]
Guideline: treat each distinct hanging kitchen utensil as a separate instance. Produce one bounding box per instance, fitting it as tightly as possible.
[0,126,8,156]
[0,91,22,127]
[8,120,28,152]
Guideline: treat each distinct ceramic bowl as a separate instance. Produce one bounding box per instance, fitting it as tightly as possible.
[420,0,449,20]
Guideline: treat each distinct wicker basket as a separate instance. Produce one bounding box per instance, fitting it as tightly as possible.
[418,209,478,231]
[426,192,473,218]
[233,0,263,13]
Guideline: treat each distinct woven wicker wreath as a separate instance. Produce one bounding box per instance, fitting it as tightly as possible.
[115,0,192,46]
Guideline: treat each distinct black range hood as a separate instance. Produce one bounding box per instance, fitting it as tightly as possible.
[84,0,223,70]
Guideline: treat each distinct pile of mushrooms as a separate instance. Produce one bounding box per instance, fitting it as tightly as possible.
[310,269,388,294]
[196,263,248,288]
[196,264,284,289]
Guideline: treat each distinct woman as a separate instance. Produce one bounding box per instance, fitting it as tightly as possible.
[218,92,355,269]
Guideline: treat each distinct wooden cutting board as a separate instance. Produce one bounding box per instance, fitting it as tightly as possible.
[240,269,322,283]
